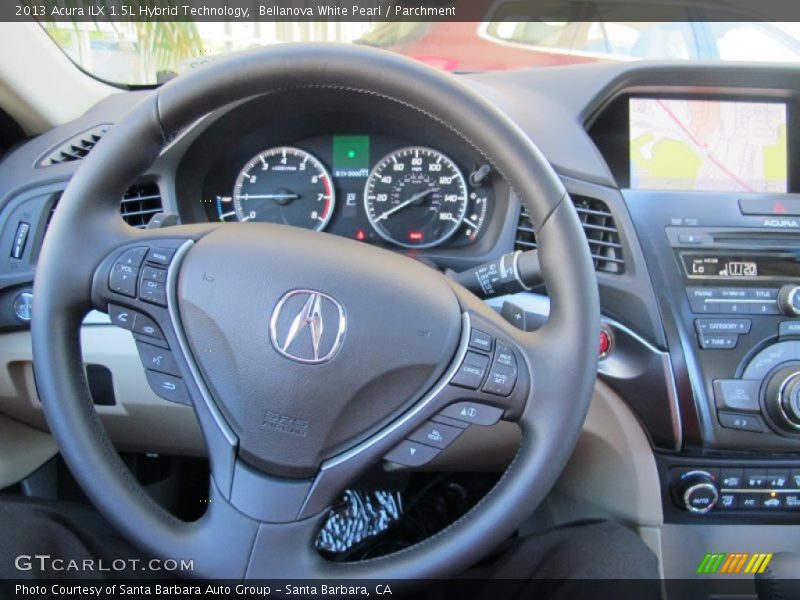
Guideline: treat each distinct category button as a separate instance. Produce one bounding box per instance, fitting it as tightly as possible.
[695,319,751,334]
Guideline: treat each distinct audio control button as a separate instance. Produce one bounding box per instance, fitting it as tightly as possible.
[742,342,800,379]
[718,411,768,433]
[713,379,761,412]
[780,322,800,338]
[699,334,737,349]
[695,318,751,335]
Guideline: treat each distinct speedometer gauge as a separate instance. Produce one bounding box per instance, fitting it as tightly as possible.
[225,146,335,231]
[364,147,468,248]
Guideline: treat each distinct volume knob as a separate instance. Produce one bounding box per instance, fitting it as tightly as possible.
[679,471,719,514]
[778,285,800,317]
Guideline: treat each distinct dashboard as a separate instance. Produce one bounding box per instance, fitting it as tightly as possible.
[3,61,800,538]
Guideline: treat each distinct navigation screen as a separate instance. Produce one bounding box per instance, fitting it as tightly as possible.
[629,98,787,193]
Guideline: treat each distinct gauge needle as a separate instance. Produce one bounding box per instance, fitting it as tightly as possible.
[374,188,438,222]
[241,193,300,201]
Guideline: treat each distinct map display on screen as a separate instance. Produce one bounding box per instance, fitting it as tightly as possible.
[629,98,787,193]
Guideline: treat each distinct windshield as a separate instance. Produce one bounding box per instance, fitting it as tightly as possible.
[41,19,800,86]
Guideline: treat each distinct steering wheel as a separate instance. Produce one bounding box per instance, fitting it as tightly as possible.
[32,44,599,579]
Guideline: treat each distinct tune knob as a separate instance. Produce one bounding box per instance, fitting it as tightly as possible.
[679,471,719,514]
[778,285,800,317]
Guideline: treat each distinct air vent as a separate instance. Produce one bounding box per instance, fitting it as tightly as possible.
[119,183,163,228]
[515,196,625,274]
[37,124,111,167]
[48,182,163,230]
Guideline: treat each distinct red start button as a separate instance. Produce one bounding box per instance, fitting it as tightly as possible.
[599,328,613,358]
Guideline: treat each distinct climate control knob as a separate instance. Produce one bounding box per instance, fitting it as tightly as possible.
[679,471,719,514]
[778,285,800,317]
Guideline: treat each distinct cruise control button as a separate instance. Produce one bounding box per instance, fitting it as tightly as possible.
[695,319,751,335]
[440,402,503,426]
[139,279,167,307]
[483,364,517,396]
[468,329,493,353]
[136,342,179,376]
[451,352,489,390]
[116,247,148,268]
[109,264,138,297]
[713,379,761,412]
[719,468,744,489]
[384,441,439,467]
[493,341,517,369]
[145,370,189,405]
[408,421,464,449]
[699,334,737,349]
[132,313,164,341]
[146,247,175,266]
[430,414,469,429]
[718,412,767,433]
[108,304,135,330]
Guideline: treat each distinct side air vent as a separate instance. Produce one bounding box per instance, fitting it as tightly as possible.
[48,182,163,230]
[119,182,163,228]
[515,196,626,274]
[37,124,112,167]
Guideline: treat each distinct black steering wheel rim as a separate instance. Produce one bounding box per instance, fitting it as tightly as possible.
[32,43,600,579]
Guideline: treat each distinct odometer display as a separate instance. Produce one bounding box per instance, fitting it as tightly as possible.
[226,146,334,231]
[364,147,468,248]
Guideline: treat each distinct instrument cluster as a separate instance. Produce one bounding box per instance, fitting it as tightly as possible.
[200,134,493,250]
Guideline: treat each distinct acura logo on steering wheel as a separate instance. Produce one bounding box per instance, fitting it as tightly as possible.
[269,290,346,364]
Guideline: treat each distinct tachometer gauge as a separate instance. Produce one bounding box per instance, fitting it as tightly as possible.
[224,146,335,231]
[364,147,468,248]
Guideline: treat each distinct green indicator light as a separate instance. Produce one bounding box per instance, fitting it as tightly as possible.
[333,136,370,176]
[347,150,356,159]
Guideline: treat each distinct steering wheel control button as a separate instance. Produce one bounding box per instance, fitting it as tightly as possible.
[451,351,489,389]
[145,370,189,406]
[493,341,517,369]
[108,304,135,330]
[742,341,800,380]
[12,291,33,322]
[695,318,751,335]
[384,440,440,467]
[141,266,167,283]
[136,342,180,376]
[713,379,761,412]
[698,334,737,349]
[440,402,503,426]
[408,421,464,450]
[145,247,175,266]
[116,246,148,268]
[483,364,517,396]
[718,411,767,433]
[132,313,164,341]
[109,263,138,297]
[468,329,493,353]
[139,279,167,306]
[430,414,469,429]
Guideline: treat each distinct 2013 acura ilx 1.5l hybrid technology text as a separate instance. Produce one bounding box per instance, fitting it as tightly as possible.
[0,2,799,599]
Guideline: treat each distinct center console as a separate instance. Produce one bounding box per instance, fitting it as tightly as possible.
[589,89,800,521]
